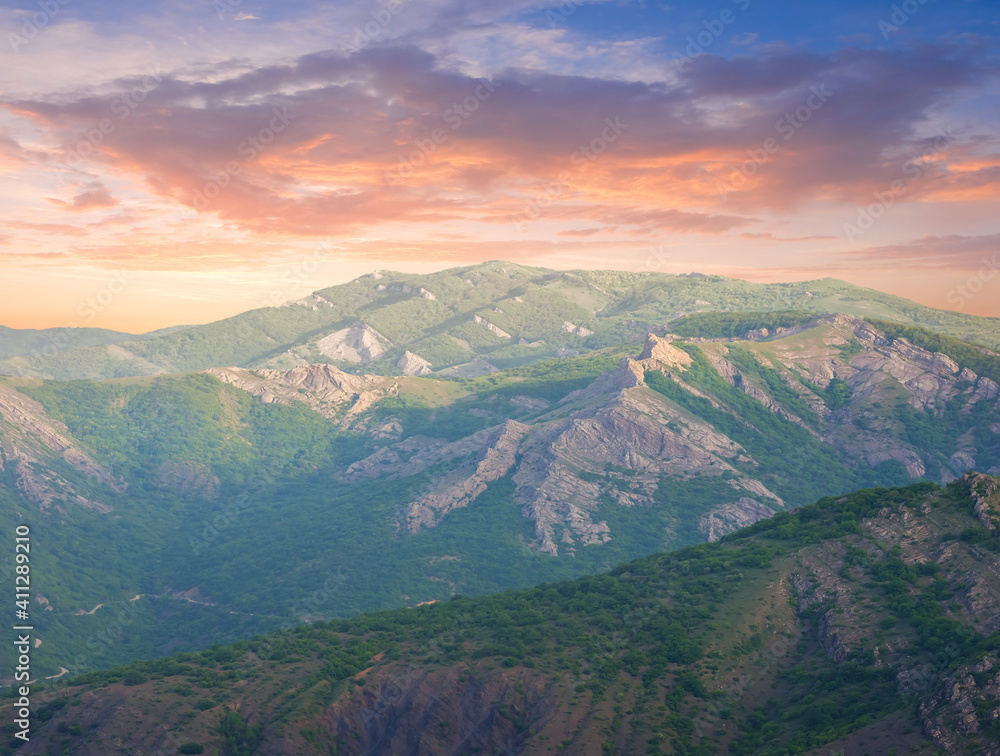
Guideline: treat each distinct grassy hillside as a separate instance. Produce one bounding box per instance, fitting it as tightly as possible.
[4,476,998,755]
[3,262,999,380]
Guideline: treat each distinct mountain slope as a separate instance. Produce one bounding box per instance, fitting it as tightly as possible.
[3,262,999,380]
[5,476,999,755]
[0,315,997,681]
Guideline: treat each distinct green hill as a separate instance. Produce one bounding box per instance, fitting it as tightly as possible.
[2,262,998,380]
[5,475,999,755]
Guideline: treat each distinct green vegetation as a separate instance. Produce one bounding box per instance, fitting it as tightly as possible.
[724,345,821,428]
[7,478,998,755]
[371,349,626,440]
[668,310,815,339]
[217,711,263,756]
[824,377,852,410]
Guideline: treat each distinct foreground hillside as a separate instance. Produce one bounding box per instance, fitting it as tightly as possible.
[4,475,999,755]
[1,314,998,678]
[3,262,999,380]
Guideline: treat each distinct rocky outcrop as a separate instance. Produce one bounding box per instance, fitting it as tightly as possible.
[206,364,392,425]
[562,334,691,404]
[508,395,550,412]
[401,420,529,532]
[376,282,437,300]
[966,472,1000,530]
[638,333,693,368]
[343,335,782,555]
[316,324,389,363]
[699,497,776,542]
[473,315,511,339]
[701,347,811,428]
[920,653,1000,755]
[561,321,594,337]
[397,351,433,376]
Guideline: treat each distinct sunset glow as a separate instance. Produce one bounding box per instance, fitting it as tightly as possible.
[2,0,999,330]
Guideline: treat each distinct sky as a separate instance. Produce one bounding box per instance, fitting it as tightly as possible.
[1,0,998,332]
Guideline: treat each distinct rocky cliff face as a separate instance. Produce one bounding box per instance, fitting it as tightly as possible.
[787,476,1000,753]
[699,497,775,542]
[0,380,123,512]
[301,318,1000,555]
[397,350,433,376]
[206,363,396,425]
[706,313,999,479]
[919,653,1000,755]
[340,333,784,555]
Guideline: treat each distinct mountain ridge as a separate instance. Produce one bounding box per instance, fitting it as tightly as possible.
[3,262,999,380]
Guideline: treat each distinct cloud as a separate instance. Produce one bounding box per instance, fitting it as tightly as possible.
[1,31,997,262]
[730,32,758,47]
[841,232,1000,270]
[558,228,602,237]
[5,220,90,237]
[740,232,836,242]
[47,182,118,211]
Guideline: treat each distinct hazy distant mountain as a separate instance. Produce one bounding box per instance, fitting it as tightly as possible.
[7,475,999,755]
[2,261,998,380]
[0,323,195,359]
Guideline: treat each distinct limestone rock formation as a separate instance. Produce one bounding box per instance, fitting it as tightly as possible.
[397,351,433,376]
[206,364,392,424]
[699,497,776,542]
[473,315,511,339]
[316,323,389,363]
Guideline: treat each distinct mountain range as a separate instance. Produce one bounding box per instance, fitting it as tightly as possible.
[1,262,1000,752]
[2,262,999,381]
